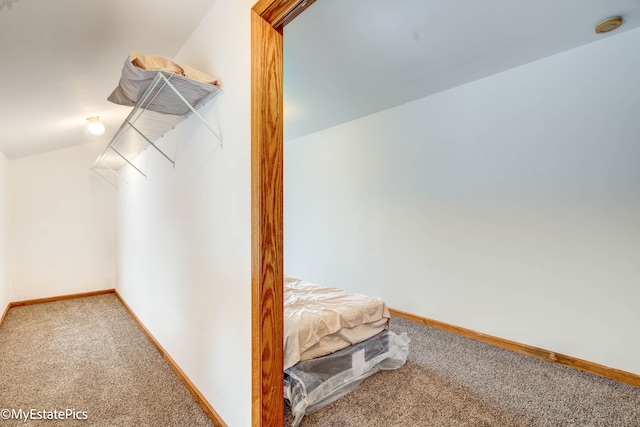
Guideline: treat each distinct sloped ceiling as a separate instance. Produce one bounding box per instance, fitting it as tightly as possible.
[2,0,638,158]
[284,0,640,140]
[0,0,216,159]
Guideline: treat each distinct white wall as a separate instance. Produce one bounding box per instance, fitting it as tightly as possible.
[285,28,640,375]
[116,0,253,424]
[0,151,8,312]
[8,141,116,301]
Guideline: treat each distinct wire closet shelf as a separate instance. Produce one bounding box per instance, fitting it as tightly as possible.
[91,71,223,186]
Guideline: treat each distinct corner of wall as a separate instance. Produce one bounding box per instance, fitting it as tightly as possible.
[6,142,117,302]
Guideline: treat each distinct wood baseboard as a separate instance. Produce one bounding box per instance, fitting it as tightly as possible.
[114,290,227,427]
[389,308,640,389]
[2,290,116,328]
[2,289,226,426]
[0,303,10,327]
[9,289,116,308]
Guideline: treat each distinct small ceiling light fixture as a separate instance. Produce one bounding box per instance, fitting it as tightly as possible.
[595,16,623,34]
[86,116,106,136]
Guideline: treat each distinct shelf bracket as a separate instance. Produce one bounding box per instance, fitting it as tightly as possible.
[127,121,176,166]
[110,146,147,178]
[91,70,223,178]
[91,168,118,189]
[159,73,223,148]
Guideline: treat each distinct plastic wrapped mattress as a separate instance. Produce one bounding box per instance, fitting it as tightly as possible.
[285,330,410,427]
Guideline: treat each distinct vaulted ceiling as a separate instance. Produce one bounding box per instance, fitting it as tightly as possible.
[284,0,640,140]
[1,0,638,158]
[0,0,216,159]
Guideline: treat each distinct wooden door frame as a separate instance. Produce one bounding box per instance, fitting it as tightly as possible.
[251,1,316,425]
[250,4,640,425]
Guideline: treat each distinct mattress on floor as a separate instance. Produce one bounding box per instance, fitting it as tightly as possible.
[284,277,391,370]
[285,329,410,427]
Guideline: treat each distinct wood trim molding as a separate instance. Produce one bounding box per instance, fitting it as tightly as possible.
[253,0,315,28]
[251,5,285,426]
[8,289,116,308]
[389,308,640,388]
[0,303,10,327]
[1,289,226,425]
[1,289,116,330]
[114,290,227,427]
[249,1,640,424]
[251,2,320,425]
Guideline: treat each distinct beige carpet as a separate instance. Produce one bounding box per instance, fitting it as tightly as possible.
[286,317,640,426]
[4,294,639,426]
[0,294,213,427]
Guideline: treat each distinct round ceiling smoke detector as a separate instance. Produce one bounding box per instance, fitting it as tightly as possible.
[595,17,623,34]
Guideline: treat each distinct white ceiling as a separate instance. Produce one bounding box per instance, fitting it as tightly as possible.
[0,0,216,159]
[2,1,638,158]
[284,0,640,140]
